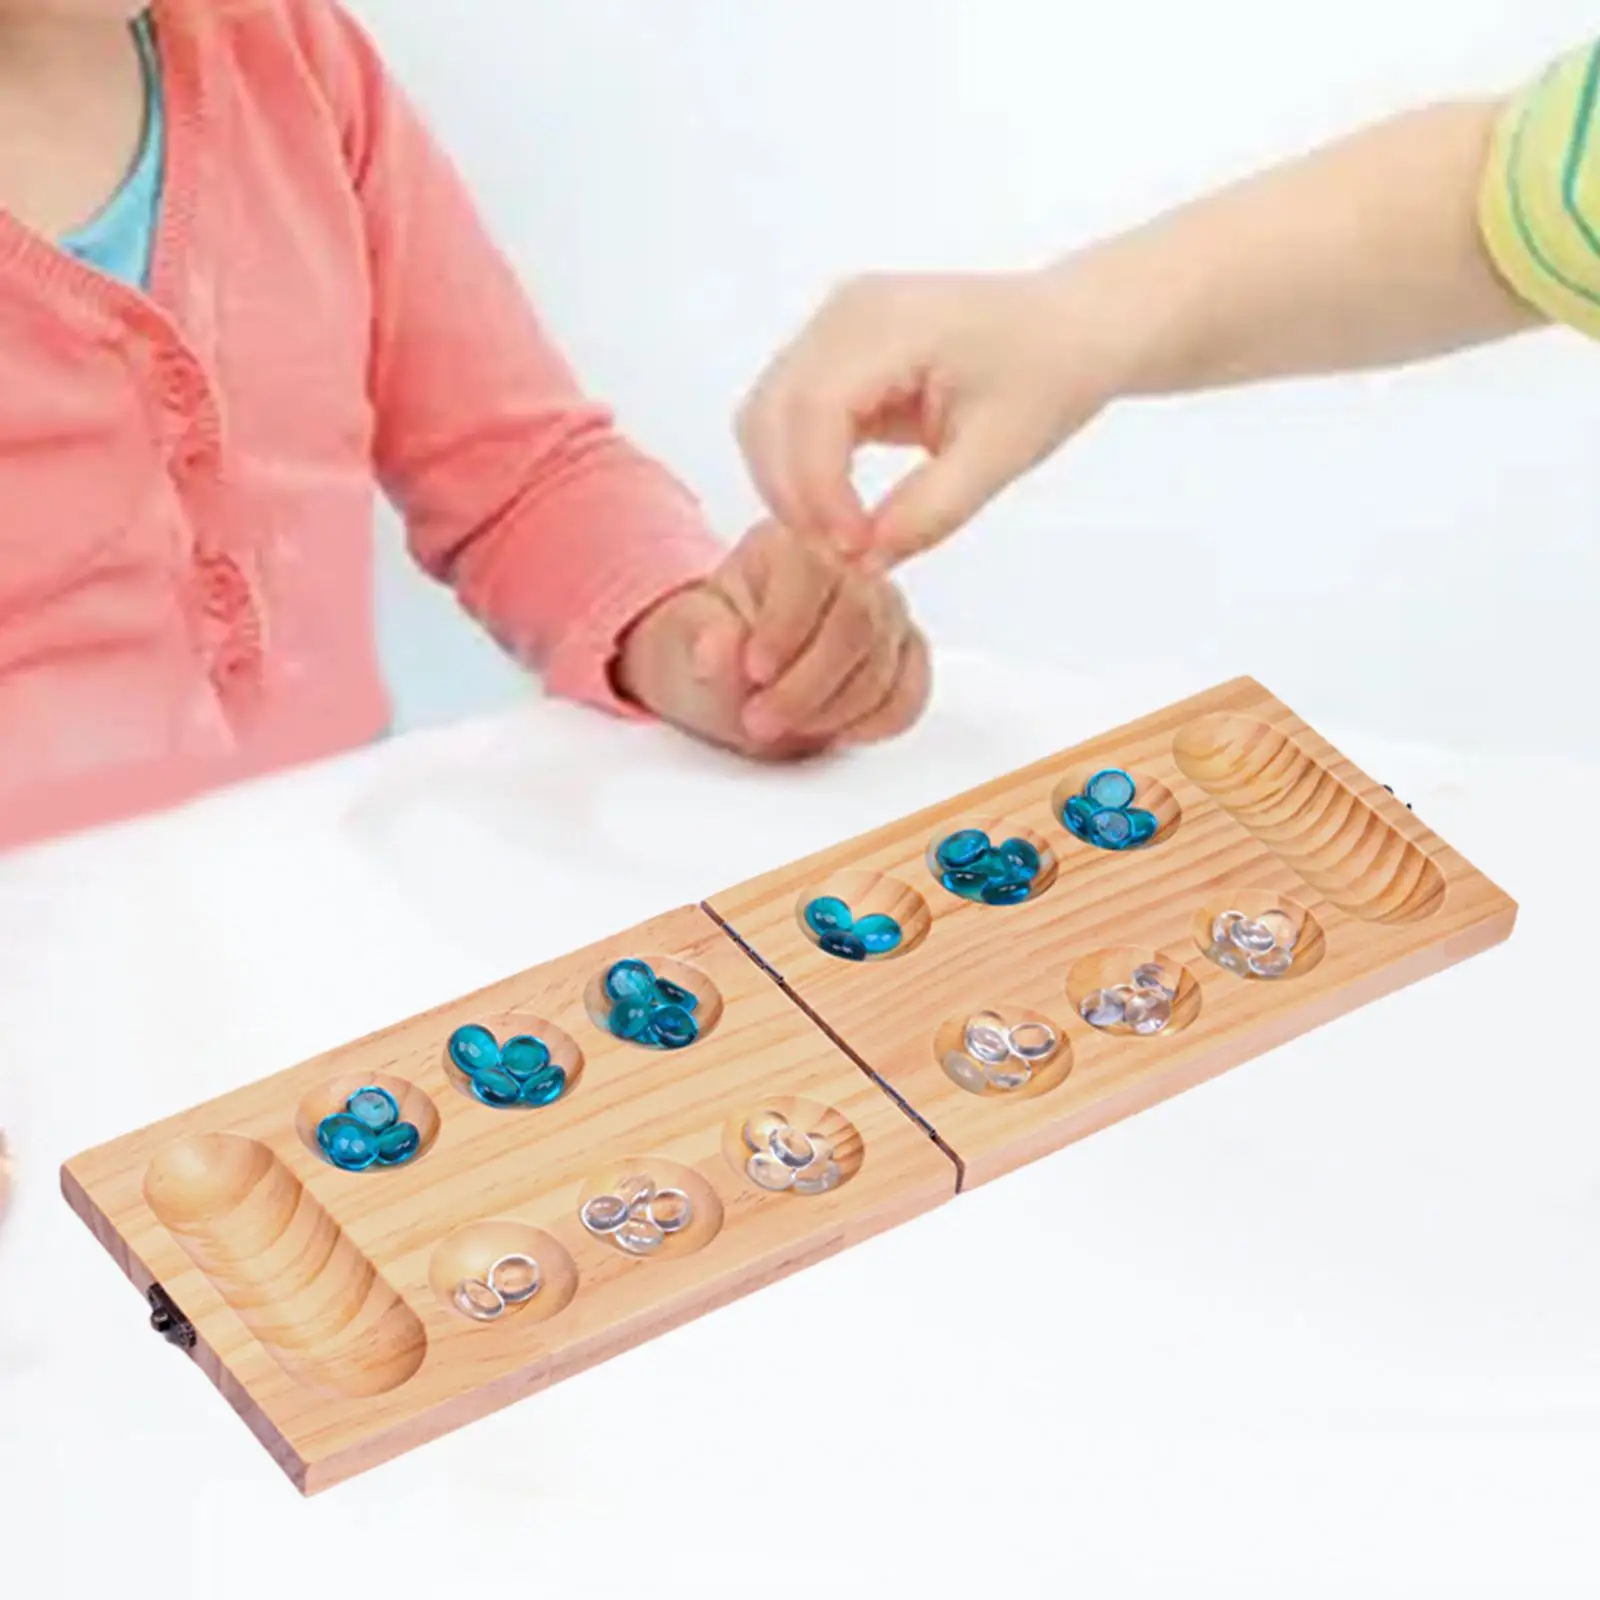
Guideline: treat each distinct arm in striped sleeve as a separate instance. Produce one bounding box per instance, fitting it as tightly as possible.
[1480,41,1600,339]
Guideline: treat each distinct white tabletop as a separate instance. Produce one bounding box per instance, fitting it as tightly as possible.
[0,652,1593,1600]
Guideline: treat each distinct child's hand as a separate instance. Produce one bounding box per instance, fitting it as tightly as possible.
[615,521,931,758]
[737,270,1116,567]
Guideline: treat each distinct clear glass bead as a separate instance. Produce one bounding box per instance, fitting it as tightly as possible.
[1079,989,1127,1029]
[742,1111,787,1153]
[614,1217,666,1256]
[1123,989,1172,1035]
[581,1194,629,1235]
[769,1125,816,1169]
[747,1151,797,1192]
[453,1279,504,1321]
[1131,963,1177,999]
[964,1013,1013,1065]
[488,1254,541,1304]
[803,1133,836,1169]
[984,1060,1032,1092]
[648,1188,694,1234]
[616,1175,656,1212]
[1229,918,1278,956]
[1008,1021,1057,1061]
[941,1051,988,1094]
[1248,947,1294,978]
[793,1160,842,1195]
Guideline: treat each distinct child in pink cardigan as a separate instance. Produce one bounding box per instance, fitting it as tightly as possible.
[0,0,931,852]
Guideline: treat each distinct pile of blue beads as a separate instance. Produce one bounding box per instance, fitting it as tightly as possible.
[447,1024,569,1108]
[1061,768,1160,851]
[316,1086,423,1172]
[601,959,701,1050]
[931,828,1043,906]
[802,896,903,961]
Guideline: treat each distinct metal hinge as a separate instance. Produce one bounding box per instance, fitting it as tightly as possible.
[147,1283,195,1350]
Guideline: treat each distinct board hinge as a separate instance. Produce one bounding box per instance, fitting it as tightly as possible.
[703,907,788,988]
[147,1283,196,1350]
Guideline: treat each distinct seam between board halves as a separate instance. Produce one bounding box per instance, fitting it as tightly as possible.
[699,902,967,1192]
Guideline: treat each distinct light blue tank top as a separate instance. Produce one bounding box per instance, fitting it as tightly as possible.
[59,14,164,289]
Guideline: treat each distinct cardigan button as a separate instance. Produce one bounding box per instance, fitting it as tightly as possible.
[157,353,205,417]
[197,555,250,622]
[210,638,261,692]
[174,433,217,477]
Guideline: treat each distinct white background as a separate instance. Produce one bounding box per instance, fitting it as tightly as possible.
[363,0,1600,757]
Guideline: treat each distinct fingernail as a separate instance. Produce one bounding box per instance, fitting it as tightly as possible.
[743,703,784,742]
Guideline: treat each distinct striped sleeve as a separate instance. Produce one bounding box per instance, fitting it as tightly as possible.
[1479,40,1600,339]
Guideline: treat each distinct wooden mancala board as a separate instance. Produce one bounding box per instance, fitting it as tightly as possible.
[62,678,1516,1494]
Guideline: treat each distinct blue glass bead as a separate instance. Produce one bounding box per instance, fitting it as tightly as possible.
[942,868,988,900]
[1084,768,1137,811]
[448,1023,500,1077]
[981,878,1032,906]
[376,1121,421,1165]
[609,998,654,1040]
[320,1114,379,1172]
[1088,807,1134,849]
[935,828,991,872]
[501,1034,552,1081]
[518,1065,568,1107]
[854,913,903,954]
[345,1085,400,1133]
[650,1004,699,1050]
[471,1066,523,1108]
[653,977,699,1013]
[1125,808,1158,845]
[997,837,1041,880]
[1063,795,1097,839]
[804,896,854,937]
[605,958,659,1004]
[819,929,869,962]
